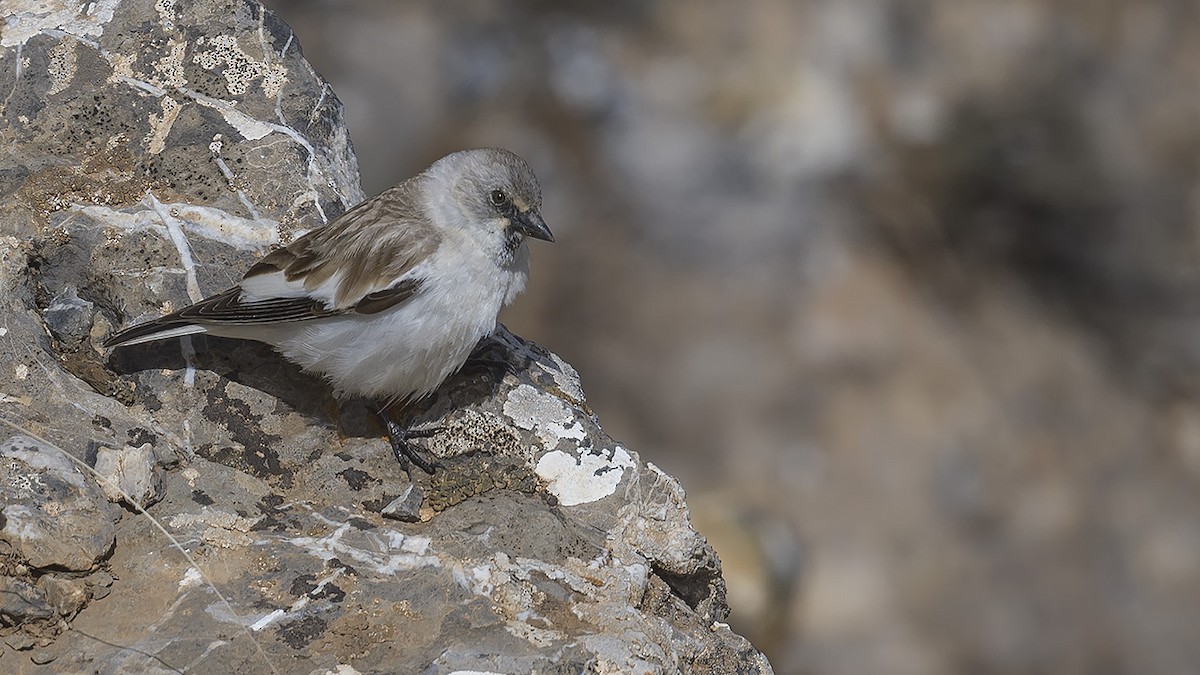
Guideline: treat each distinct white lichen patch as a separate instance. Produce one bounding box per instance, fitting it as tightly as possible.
[106,52,136,82]
[169,508,260,548]
[147,95,182,155]
[46,39,78,95]
[192,34,287,98]
[503,383,584,448]
[535,445,634,507]
[1,0,122,48]
[168,508,260,533]
[152,39,188,89]
[154,0,177,30]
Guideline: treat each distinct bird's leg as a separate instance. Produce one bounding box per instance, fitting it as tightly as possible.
[377,407,444,475]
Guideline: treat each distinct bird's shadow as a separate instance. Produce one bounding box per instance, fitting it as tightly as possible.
[106,335,511,441]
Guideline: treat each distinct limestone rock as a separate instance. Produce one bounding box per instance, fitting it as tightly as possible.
[0,577,55,625]
[0,1,771,672]
[0,435,115,571]
[93,442,163,508]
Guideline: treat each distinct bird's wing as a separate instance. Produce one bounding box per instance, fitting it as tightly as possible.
[103,278,426,348]
[102,287,338,347]
[241,180,441,309]
[105,180,439,348]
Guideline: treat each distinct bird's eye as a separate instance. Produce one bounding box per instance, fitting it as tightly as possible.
[489,189,509,207]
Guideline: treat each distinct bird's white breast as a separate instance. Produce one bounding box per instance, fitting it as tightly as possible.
[267,240,529,401]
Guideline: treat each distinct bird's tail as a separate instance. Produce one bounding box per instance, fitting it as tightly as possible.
[103,320,208,348]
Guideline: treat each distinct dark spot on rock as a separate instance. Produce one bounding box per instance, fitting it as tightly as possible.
[334,451,353,461]
[276,614,327,650]
[348,517,373,530]
[337,468,371,491]
[127,427,157,447]
[289,574,317,597]
[286,573,347,604]
[142,392,163,412]
[252,494,293,533]
[201,384,291,485]
[190,489,215,506]
[327,558,356,576]
[199,444,286,483]
[318,583,345,603]
[85,440,103,465]
[92,415,112,431]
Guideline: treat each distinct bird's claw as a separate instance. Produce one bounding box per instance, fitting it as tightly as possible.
[380,415,444,475]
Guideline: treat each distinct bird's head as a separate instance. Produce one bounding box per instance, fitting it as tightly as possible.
[426,148,554,264]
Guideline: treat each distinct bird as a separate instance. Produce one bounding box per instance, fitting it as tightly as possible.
[105,148,554,472]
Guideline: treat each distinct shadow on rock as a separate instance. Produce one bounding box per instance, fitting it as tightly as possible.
[104,332,519,439]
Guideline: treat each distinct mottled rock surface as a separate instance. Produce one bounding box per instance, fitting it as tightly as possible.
[0,1,770,672]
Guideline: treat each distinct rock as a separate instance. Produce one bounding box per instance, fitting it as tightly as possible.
[0,0,769,672]
[3,632,37,652]
[0,577,54,624]
[37,577,89,618]
[0,435,115,571]
[93,442,164,508]
[380,484,424,523]
[41,285,95,350]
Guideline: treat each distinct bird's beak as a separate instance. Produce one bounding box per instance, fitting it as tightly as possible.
[512,209,554,242]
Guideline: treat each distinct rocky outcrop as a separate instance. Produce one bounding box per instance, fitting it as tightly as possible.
[0,1,771,672]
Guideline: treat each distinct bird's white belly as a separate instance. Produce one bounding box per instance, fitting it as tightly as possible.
[267,260,520,401]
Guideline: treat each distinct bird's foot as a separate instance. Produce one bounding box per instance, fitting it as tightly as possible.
[379,413,444,475]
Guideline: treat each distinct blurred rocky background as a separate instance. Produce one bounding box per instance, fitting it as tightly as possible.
[263,1,1200,673]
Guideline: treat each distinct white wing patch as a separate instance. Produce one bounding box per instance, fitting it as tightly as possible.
[240,269,343,306]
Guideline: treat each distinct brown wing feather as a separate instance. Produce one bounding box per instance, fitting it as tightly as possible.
[243,180,440,309]
[351,279,424,315]
[172,288,341,324]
